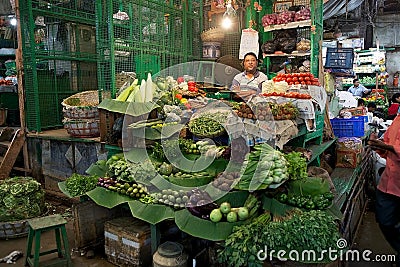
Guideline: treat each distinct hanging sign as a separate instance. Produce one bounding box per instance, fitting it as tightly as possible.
[239,28,259,59]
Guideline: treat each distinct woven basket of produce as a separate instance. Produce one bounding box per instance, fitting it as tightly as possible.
[201,27,225,42]
[63,118,100,138]
[62,90,102,119]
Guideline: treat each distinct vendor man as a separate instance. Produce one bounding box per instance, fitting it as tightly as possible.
[347,78,370,97]
[231,52,268,101]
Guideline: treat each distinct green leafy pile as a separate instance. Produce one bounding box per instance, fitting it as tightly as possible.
[284,151,308,180]
[65,173,98,197]
[0,177,45,222]
[218,210,340,267]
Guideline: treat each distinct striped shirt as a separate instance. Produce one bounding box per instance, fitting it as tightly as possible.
[231,70,268,94]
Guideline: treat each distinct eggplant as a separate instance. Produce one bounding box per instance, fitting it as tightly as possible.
[201,214,210,220]
[196,199,209,206]
[189,193,201,204]
[187,206,203,217]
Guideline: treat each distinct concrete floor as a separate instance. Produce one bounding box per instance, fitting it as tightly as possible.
[0,199,115,267]
[346,208,396,267]
[0,199,397,267]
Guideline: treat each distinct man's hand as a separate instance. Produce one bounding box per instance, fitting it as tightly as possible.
[367,139,394,153]
[234,90,256,101]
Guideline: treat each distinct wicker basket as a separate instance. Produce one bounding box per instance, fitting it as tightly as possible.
[63,118,100,138]
[62,90,102,119]
[201,27,225,42]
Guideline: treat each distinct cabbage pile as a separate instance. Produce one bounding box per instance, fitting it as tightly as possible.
[0,177,45,222]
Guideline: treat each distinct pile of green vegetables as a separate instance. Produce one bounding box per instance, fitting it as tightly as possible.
[236,143,289,190]
[218,210,340,267]
[284,151,308,180]
[188,111,228,137]
[65,173,99,197]
[0,177,45,222]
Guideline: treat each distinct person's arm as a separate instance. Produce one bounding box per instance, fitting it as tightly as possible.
[231,77,240,91]
[361,84,370,94]
[347,86,354,94]
[368,125,400,159]
[368,139,395,154]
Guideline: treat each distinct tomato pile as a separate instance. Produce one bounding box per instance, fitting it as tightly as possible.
[371,89,385,94]
[262,91,311,99]
[272,72,320,86]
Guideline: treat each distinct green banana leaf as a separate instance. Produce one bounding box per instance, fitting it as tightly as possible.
[261,195,343,220]
[86,187,132,208]
[150,158,228,190]
[127,200,175,224]
[128,124,184,140]
[325,203,343,221]
[168,176,213,187]
[262,195,295,216]
[85,163,108,177]
[174,191,250,241]
[124,148,150,163]
[288,177,330,197]
[98,98,159,116]
[58,181,76,198]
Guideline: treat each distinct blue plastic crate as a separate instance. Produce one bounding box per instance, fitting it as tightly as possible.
[330,117,365,137]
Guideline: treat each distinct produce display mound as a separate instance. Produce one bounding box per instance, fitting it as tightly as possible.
[62,90,102,119]
[0,177,46,239]
[61,90,107,137]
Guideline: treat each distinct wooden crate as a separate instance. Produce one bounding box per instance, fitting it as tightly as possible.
[72,200,122,249]
[104,217,151,267]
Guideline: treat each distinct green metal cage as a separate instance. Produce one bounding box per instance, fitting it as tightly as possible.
[19,0,97,132]
[19,0,201,131]
[96,0,202,98]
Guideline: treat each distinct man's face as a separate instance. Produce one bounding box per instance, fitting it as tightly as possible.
[354,81,360,87]
[243,55,257,72]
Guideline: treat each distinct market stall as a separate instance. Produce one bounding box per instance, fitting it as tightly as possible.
[57,63,346,266]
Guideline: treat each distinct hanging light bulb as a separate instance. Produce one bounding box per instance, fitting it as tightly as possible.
[222,0,236,29]
[10,18,17,26]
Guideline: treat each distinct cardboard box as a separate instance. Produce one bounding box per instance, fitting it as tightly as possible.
[104,217,151,267]
[345,107,367,116]
[337,137,363,151]
[336,149,362,168]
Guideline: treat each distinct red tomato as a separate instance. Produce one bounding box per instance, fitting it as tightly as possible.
[306,81,311,85]
[287,77,293,82]
[292,77,298,82]
[304,76,310,81]
[298,77,304,82]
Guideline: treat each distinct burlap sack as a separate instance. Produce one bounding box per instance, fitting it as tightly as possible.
[307,166,336,193]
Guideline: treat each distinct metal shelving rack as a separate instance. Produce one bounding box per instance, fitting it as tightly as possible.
[259,0,323,77]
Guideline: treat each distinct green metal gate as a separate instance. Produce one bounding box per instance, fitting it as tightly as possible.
[20,0,201,131]
[19,0,97,132]
[96,0,202,98]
